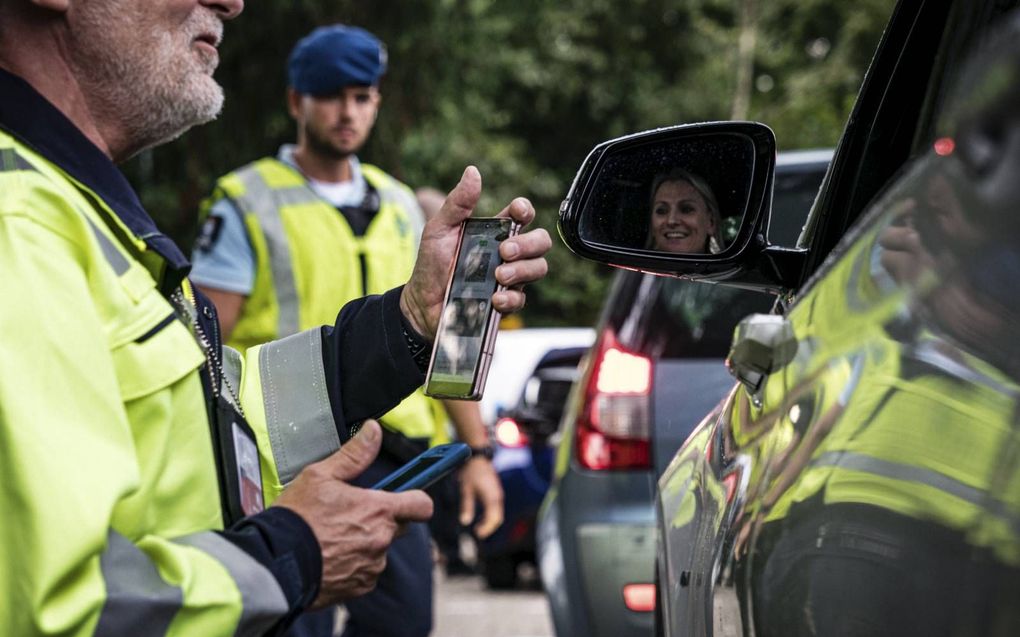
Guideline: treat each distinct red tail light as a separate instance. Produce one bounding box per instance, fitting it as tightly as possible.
[495,417,529,448]
[622,583,656,612]
[576,329,652,470]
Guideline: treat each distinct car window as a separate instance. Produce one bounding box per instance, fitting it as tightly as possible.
[798,0,1020,301]
[769,164,828,245]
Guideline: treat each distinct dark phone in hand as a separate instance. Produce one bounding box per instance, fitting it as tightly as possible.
[371,443,471,492]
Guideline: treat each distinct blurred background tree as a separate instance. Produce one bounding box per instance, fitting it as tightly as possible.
[124,0,894,327]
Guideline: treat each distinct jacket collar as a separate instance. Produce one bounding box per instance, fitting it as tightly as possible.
[0,67,190,293]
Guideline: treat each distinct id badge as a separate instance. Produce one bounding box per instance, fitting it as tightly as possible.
[215,396,264,524]
[232,422,264,515]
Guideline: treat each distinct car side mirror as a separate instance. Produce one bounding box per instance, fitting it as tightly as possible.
[725,313,798,395]
[511,371,576,438]
[558,122,804,292]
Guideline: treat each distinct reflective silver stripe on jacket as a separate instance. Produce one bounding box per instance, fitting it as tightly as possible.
[94,531,182,637]
[378,175,418,219]
[0,147,133,276]
[0,147,34,172]
[811,450,1020,530]
[174,532,288,636]
[234,166,321,338]
[259,327,338,483]
[85,216,131,276]
[95,530,288,636]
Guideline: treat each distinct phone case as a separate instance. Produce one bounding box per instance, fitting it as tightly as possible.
[424,217,521,400]
[371,442,472,492]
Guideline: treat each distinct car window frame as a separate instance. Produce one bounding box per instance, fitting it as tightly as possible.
[794,0,1019,302]
[797,0,954,280]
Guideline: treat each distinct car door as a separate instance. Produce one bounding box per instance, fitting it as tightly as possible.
[656,2,1020,636]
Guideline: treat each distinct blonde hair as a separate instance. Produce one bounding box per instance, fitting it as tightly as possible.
[647,168,725,253]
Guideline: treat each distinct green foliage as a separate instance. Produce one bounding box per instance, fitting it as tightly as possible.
[123,0,894,328]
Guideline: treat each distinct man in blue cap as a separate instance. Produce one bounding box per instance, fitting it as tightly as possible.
[192,24,505,637]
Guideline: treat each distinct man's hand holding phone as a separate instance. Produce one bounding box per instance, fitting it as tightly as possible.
[273,420,433,607]
[399,166,551,342]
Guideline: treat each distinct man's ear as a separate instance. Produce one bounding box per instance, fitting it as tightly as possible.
[371,90,381,121]
[30,0,70,12]
[286,87,302,120]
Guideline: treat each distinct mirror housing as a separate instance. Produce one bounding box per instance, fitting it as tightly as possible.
[505,367,578,439]
[725,314,798,394]
[559,122,806,292]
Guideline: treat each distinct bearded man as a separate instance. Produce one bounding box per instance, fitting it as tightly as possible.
[0,1,551,636]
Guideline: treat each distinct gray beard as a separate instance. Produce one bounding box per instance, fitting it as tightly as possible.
[67,7,224,159]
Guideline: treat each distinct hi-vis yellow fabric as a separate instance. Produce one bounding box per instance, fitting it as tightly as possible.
[206,158,436,440]
[0,131,337,635]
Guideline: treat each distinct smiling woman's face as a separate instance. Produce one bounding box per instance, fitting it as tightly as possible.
[650,179,716,253]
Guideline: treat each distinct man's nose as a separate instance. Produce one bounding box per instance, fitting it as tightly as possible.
[337,96,357,118]
[201,0,244,20]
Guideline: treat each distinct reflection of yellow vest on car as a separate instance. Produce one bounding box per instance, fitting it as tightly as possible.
[760,228,1020,565]
[203,158,435,440]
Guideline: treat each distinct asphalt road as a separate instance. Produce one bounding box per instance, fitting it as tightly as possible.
[334,565,555,637]
[432,567,554,637]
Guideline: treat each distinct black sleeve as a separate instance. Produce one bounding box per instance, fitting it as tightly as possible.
[218,507,322,634]
[320,286,427,440]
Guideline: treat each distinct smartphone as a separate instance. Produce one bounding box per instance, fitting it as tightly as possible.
[371,442,472,492]
[424,217,521,400]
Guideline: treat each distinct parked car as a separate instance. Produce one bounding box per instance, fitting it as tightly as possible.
[537,151,829,637]
[479,346,589,589]
[558,3,1020,636]
[480,327,595,427]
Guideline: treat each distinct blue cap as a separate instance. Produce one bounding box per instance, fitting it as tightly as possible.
[287,25,388,96]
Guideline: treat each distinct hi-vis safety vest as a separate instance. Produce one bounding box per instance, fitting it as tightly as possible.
[0,132,345,635]
[204,158,435,440]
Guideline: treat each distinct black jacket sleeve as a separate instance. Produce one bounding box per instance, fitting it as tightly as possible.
[321,286,427,440]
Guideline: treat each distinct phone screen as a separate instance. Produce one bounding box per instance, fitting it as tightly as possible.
[425,218,516,399]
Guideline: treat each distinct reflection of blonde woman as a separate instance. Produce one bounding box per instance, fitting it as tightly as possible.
[647,168,725,254]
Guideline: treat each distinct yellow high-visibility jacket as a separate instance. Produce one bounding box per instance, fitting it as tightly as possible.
[0,108,420,634]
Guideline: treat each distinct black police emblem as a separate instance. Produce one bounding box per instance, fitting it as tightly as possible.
[195,216,224,253]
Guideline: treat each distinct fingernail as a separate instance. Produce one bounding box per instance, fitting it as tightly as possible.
[357,423,379,442]
[493,292,507,306]
[499,265,515,281]
[503,242,519,258]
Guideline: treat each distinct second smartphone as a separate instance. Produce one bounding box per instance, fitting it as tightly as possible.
[371,443,471,492]
[424,217,520,400]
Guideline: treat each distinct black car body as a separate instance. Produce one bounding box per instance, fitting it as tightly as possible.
[537,151,828,637]
[557,2,1020,635]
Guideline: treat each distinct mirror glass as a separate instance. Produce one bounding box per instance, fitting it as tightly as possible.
[578,134,757,256]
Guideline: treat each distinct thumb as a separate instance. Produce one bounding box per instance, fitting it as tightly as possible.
[326,419,383,481]
[438,166,482,227]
